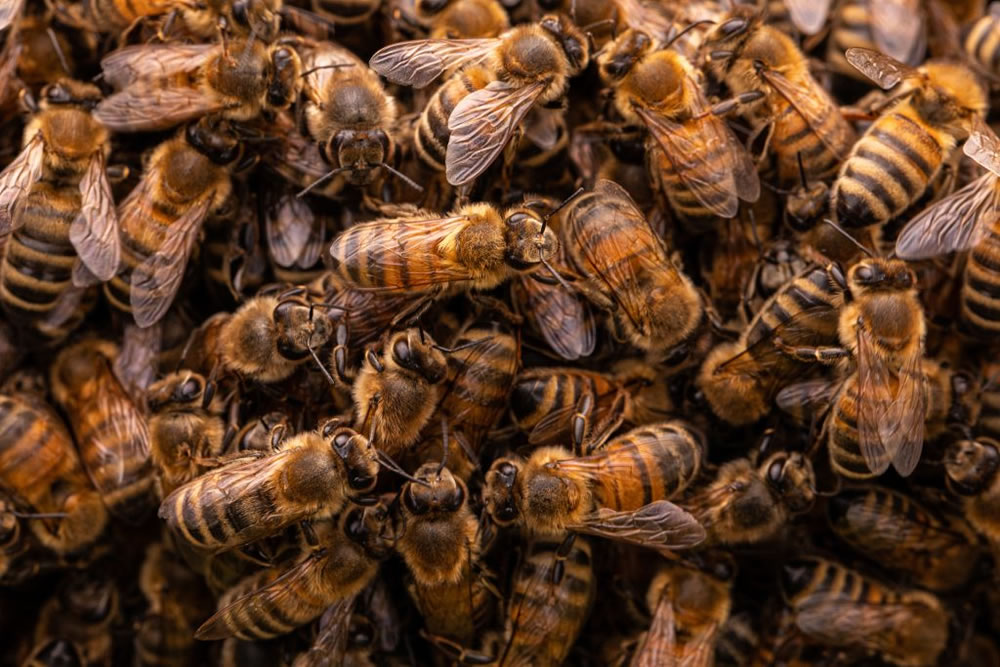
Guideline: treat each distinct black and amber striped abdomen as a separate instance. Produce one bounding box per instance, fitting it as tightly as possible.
[440,328,518,448]
[965,15,1000,77]
[960,224,1000,337]
[509,370,617,440]
[771,85,853,187]
[647,131,732,229]
[501,538,594,664]
[586,423,702,511]
[104,196,178,315]
[0,395,80,508]
[828,375,876,479]
[833,110,946,228]
[415,66,494,172]
[0,184,78,324]
[783,557,899,609]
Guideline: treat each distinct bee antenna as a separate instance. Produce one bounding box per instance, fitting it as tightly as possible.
[438,415,449,476]
[821,219,874,257]
[307,338,337,386]
[377,450,430,487]
[580,18,616,33]
[380,163,424,192]
[297,165,350,197]
[12,511,68,519]
[45,27,71,76]
[299,63,354,78]
[541,186,585,234]
[664,19,715,50]
[431,338,485,354]
[418,327,427,344]
[796,151,808,189]
[540,256,575,292]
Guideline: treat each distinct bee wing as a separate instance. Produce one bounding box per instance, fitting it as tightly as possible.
[775,379,840,416]
[500,548,572,665]
[963,120,1000,177]
[630,586,678,667]
[756,67,850,160]
[0,39,21,107]
[195,552,328,640]
[523,107,562,151]
[526,382,623,446]
[130,195,213,328]
[293,596,358,667]
[785,0,832,35]
[855,324,926,477]
[329,214,482,290]
[793,598,928,653]
[115,322,162,396]
[267,194,315,268]
[94,87,227,133]
[70,152,120,283]
[100,44,218,88]
[569,500,706,552]
[843,47,916,90]
[446,80,545,186]
[0,0,25,31]
[871,0,925,64]
[895,173,1000,259]
[616,0,676,44]
[369,38,497,88]
[0,132,44,234]
[40,284,86,329]
[517,273,596,361]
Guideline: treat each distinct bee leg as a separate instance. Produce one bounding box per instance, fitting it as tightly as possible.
[332,322,355,386]
[773,338,849,364]
[469,293,523,325]
[571,391,595,455]
[420,631,494,665]
[389,293,437,329]
[551,531,578,584]
[700,90,766,118]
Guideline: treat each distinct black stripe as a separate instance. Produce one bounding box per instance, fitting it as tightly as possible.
[872,119,935,177]
[966,273,1000,299]
[970,247,1000,272]
[844,165,898,212]
[854,146,921,198]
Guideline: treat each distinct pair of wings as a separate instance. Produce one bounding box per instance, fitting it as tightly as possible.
[370,36,550,185]
[118,175,214,328]
[266,194,325,269]
[0,133,120,282]
[94,44,227,132]
[159,446,309,552]
[630,582,718,667]
[637,84,759,219]
[895,122,1000,259]
[788,0,924,57]
[516,264,597,361]
[567,500,705,554]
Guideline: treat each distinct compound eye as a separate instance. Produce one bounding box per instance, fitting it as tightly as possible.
[332,432,352,454]
[496,461,517,486]
[897,272,914,288]
[393,339,412,365]
[855,265,873,282]
[231,0,249,25]
[403,486,429,515]
[445,484,466,512]
[345,508,367,539]
[766,458,786,484]
[718,18,746,36]
[175,379,202,402]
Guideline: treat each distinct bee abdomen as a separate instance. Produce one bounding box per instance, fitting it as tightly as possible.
[965,15,1000,75]
[961,232,1000,336]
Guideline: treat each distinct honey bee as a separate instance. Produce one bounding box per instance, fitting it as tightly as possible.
[781,557,948,666]
[0,391,107,555]
[0,80,119,334]
[828,0,927,82]
[483,422,706,551]
[159,422,379,553]
[32,574,119,667]
[701,6,855,187]
[395,463,494,646]
[105,116,245,328]
[895,126,1000,338]
[632,560,732,667]
[697,264,844,426]
[328,200,559,307]
[348,328,448,458]
[832,48,987,229]
[196,501,394,640]
[94,36,301,133]
[598,29,759,229]
[49,340,154,524]
[561,179,702,356]
[147,371,226,499]
[828,486,980,592]
[945,437,1000,545]
[370,14,589,185]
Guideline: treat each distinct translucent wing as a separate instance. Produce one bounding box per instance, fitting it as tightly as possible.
[785,0,832,34]
[292,596,357,667]
[195,553,328,640]
[630,586,677,667]
[844,47,915,89]
[499,548,567,666]
[757,66,850,159]
[872,0,924,64]
[267,194,315,268]
[963,121,1000,177]
[775,379,840,418]
[302,44,363,99]
[516,272,596,361]
[570,500,706,552]
[523,107,562,151]
[100,44,218,88]
[895,174,1000,259]
[328,214,480,290]
[130,196,212,328]
[446,80,545,185]
[855,324,925,477]
[794,597,927,653]
[0,133,44,234]
[115,322,162,396]
[369,38,497,87]
[94,87,227,133]
[70,152,120,283]
[0,0,25,31]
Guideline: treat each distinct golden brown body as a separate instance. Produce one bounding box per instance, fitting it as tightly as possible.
[159,424,378,553]
[196,502,393,640]
[781,557,948,666]
[562,179,702,355]
[702,7,854,186]
[686,452,814,545]
[415,64,495,174]
[50,340,153,524]
[828,486,979,592]
[0,392,107,554]
[945,438,1000,546]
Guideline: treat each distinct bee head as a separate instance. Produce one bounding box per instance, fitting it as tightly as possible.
[266,45,302,110]
[701,5,759,53]
[402,464,466,516]
[847,258,914,293]
[386,329,448,384]
[484,458,520,525]
[40,79,102,110]
[146,372,208,412]
[186,116,242,165]
[762,452,815,514]
[598,29,652,82]
[503,209,559,270]
[231,0,281,43]
[945,438,999,496]
[327,425,379,493]
[328,130,390,186]
[343,502,395,557]
[539,14,590,75]
[272,298,333,361]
